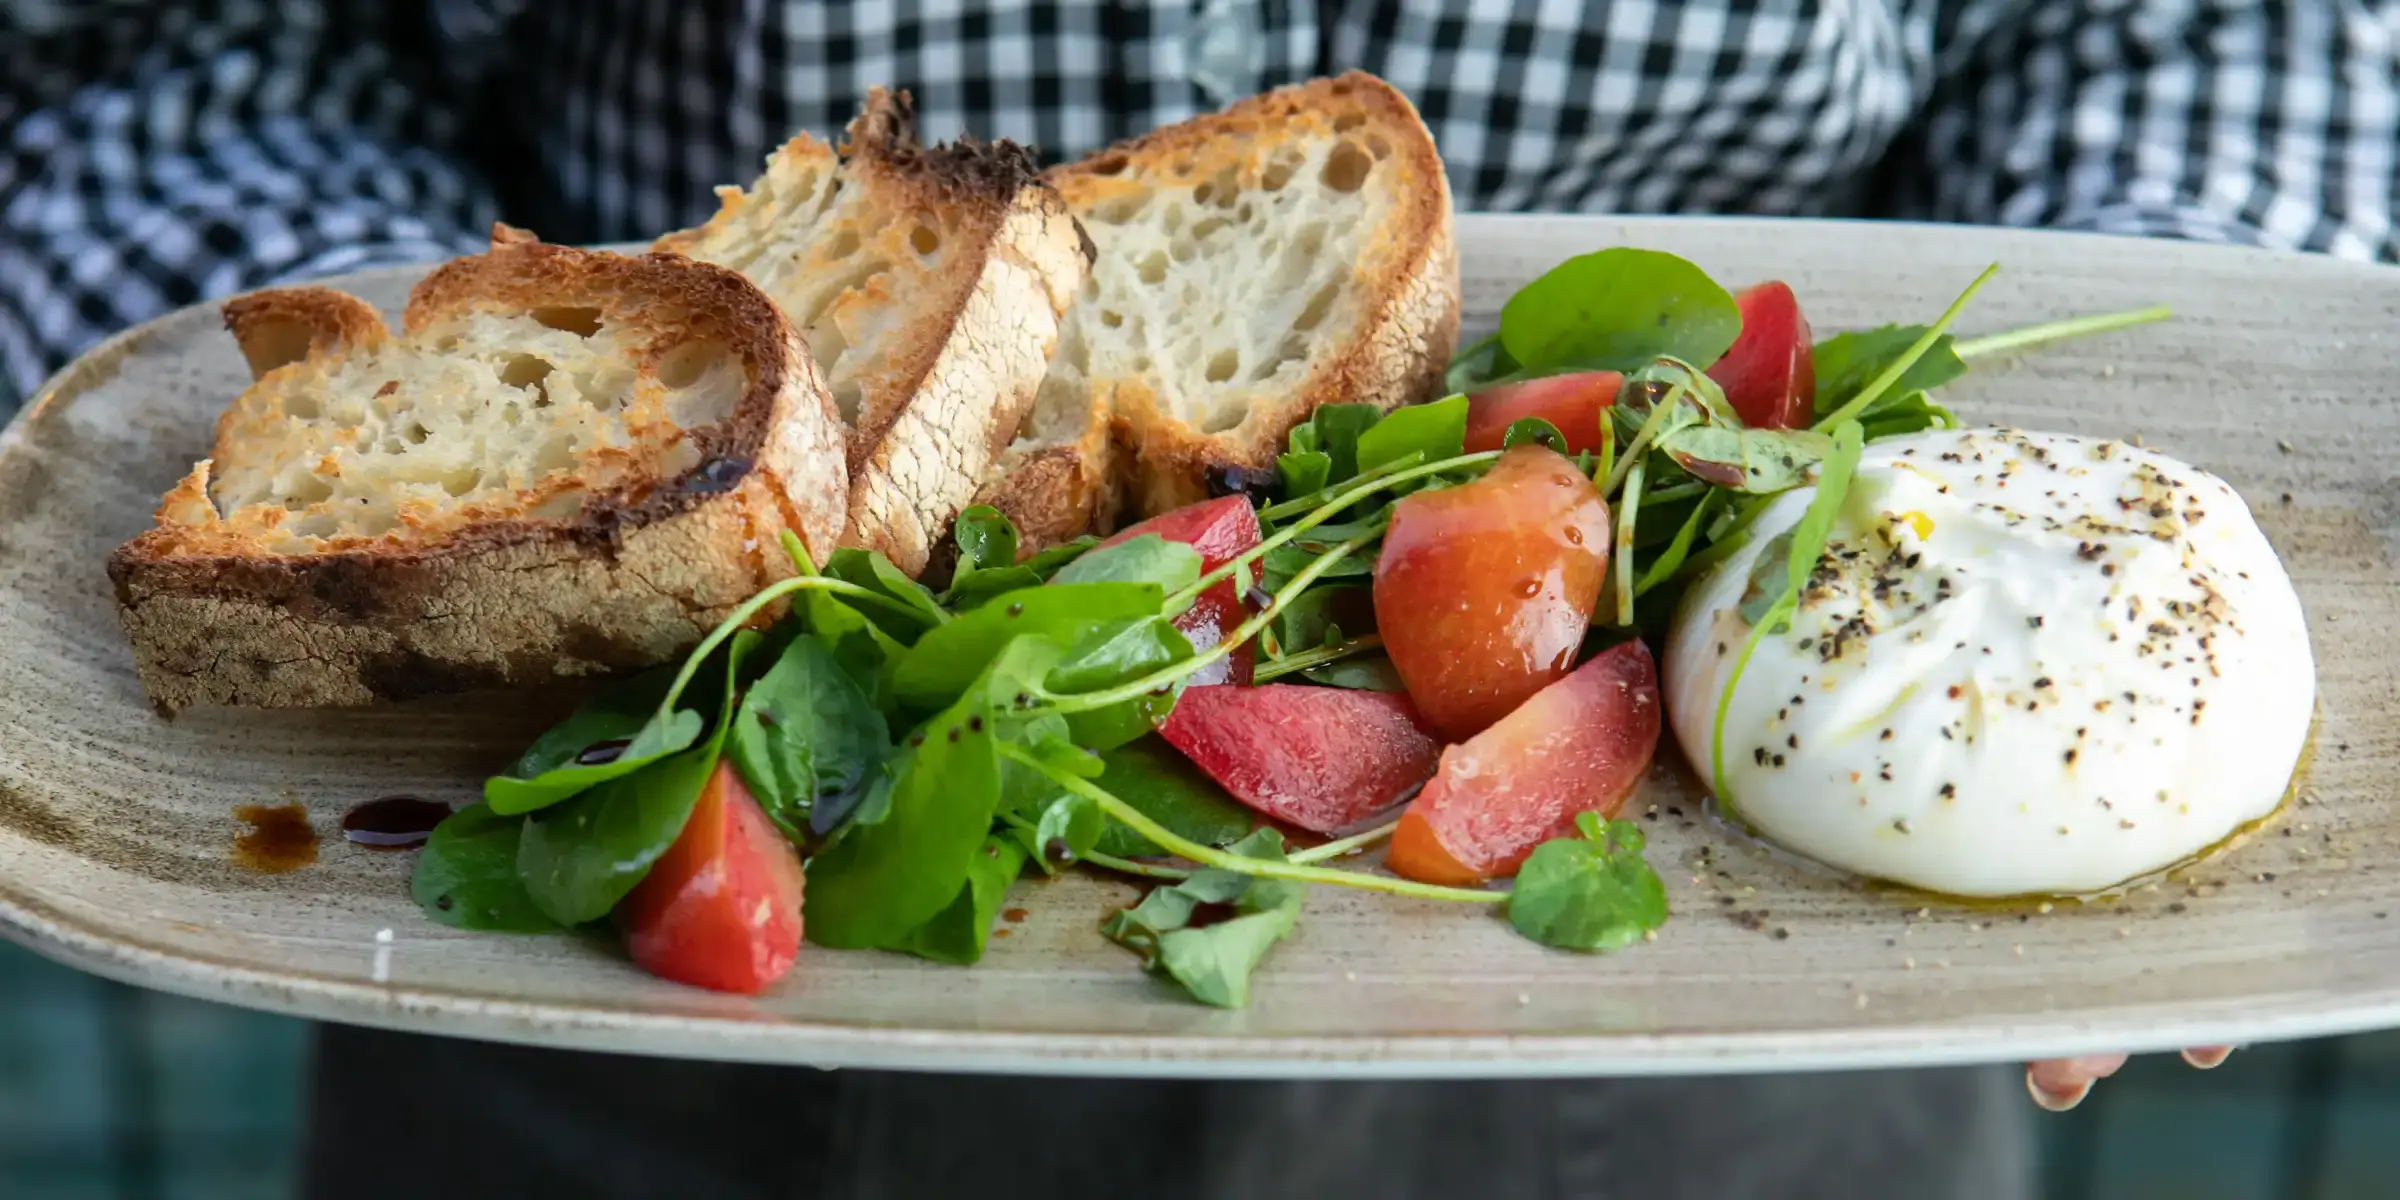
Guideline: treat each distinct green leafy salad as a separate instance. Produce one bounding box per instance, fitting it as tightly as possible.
[409,245,2166,1006]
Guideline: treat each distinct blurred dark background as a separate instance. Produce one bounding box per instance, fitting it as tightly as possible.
[5,938,2400,1198]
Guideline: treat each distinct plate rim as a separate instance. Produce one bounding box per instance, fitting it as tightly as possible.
[5,212,2396,1076]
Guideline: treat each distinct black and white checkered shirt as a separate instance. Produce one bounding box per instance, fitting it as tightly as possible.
[5,1,2397,414]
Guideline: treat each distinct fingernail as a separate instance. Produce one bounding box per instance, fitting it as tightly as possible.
[2026,1069,2092,1113]
[2182,1046,2236,1070]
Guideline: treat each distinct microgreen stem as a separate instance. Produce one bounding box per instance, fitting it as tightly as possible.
[1171,451,1503,610]
[1039,534,1376,714]
[655,574,934,718]
[1672,492,1778,585]
[1287,818,1402,865]
[1641,480,1710,507]
[1613,458,1644,624]
[999,811,1197,881]
[1814,263,1999,432]
[1256,453,1421,522]
[1002,744,1503,904]
[1635,489,1721,598]
[1709,594,1790,817]
[1252,634,1385,683]
[1593,413,1616,492]
[1602,381,1684,497]
[1083,850,1196,880]
[1952,304,2171,361]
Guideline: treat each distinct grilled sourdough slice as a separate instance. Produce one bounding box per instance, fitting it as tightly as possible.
[656,88,1090,576]
[979,72,1459,541]
[109,231,849,714]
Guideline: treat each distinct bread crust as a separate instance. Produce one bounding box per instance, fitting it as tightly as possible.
[989,72,1459,536]
[658,89,1092,576]
[108,234,848,713]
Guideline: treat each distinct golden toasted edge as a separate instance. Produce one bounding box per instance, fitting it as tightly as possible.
[652,90,1092,575]
[833,91,1093,572]
[220,287,388,381]
[976,416,1121,549]
[1048,71,1462,517]
[107,233,848,712]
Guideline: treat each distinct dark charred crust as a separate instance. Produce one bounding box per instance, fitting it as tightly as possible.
[356,647,513,703]
[1072,217,1098,268]
[845,86,1048,210]
[557,623,664,670]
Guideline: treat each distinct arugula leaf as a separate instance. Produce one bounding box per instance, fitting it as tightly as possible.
[1089,737,1258,858]
[993,711,1097,821]
[944,565,1043,611]
[1286,403,1383,486]
[789,554,909,715]
[1277,449,1332,501]
[410,804,561,932]
[1262,541,1376,583]
[514,632,756,925]
[1354,395,1466,477]
[1444,331,1516,393]
[1811,325,1968,420]
[892,582,1164,710]
[803,639,1043,948]
[1856,392,1958,442]
[1784,423,1864,600]
[1046,615,1195,751]
[1050,533,1202,595]
[725,635,890,839]
[950,505,1020,580]
[483,666,704,816]
[1100,828,1306,1008]
[1506,812,1668,952]
[1269,583,1370,656]
[946,531,1105,611]
[1633,489,1722,598]
[1300,655,1407,692]
[1735,531,1796,626]
[1654,425,1834,493]
[1499,249,1741,375]
[823,548,946,643]
[1025,536,1100,578]
[1021,792,1106,875]
[884,834,1026,965]
[1710,421,1864,808]
[1503,416,1571,453]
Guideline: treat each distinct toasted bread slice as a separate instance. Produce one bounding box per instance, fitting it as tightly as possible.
[656,89,1090,575]
[979,72,1459,539]
[109,230,849,713]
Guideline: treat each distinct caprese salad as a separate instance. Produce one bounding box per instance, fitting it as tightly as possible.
[408,247,2311,1007]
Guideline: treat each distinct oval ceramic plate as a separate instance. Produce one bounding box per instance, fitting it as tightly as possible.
[2,216,2395,1078]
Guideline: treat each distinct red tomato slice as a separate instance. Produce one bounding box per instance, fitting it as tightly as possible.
[617,761,806,995]
[1463,371,1621,455]
[1372,444,1612,741]
[1386,640,1662,885]
[1705,281,1816,430]
[1158,684,1442,833]
[1102,495,1262,686]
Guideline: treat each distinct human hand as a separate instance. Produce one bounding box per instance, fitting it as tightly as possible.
[2024,1046,2235,1111]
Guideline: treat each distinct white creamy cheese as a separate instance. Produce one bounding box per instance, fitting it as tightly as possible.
[1664,428,2314,897]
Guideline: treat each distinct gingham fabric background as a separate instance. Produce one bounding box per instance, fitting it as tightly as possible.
[5,0,2399,413]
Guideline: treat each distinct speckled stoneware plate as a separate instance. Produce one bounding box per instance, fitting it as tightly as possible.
[2,216,2395,1078]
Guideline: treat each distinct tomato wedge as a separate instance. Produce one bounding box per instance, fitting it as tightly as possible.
[617,761,806,995]
[1373,444,1612,741]
[1705,281,1815,430]
[1102,495,1262,686]
[1386,640,1661,885]
[1158,684,1442,833]
[1463,371,1620,455]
